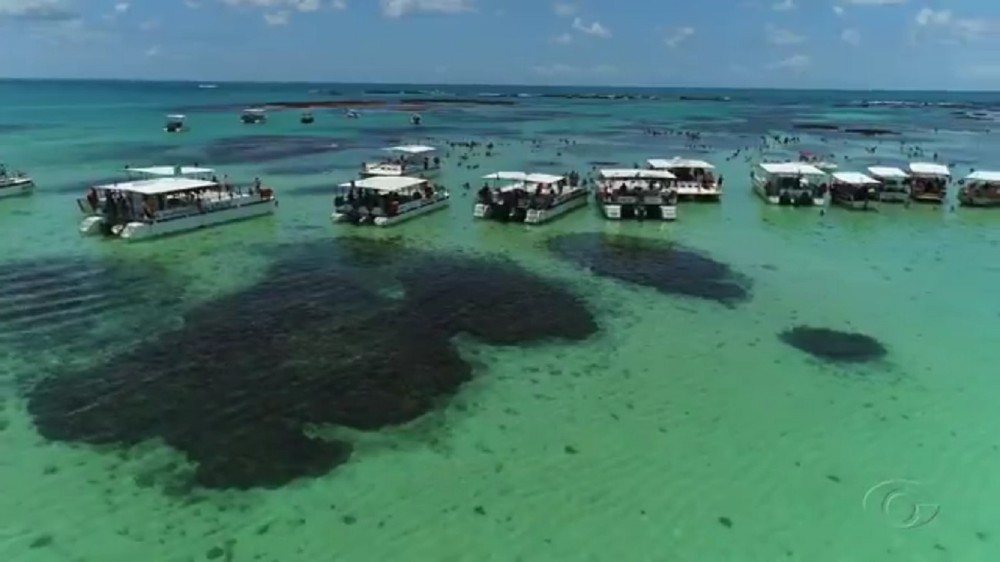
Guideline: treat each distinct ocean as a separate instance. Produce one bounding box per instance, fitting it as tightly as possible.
[0,80,998,561]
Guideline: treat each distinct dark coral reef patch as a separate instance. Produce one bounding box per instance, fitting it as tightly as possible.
[26,239,596,491]
[547,233,751,306]
[201,135,344,164]
[778,326,887,364]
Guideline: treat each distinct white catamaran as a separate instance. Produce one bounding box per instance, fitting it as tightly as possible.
[332,175,449,226]
[361,145,440,178]
[475,171,588,224]
[867,166,910,203]
[647,157,721,200]
[78,166,276,241]
[0,164,33,198]
[751,162,828,206]
[594,168,679,220]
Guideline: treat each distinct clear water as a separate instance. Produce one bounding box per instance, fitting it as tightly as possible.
[1,80,998,561]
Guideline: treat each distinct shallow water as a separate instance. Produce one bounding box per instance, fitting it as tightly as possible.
[1,81,998,561]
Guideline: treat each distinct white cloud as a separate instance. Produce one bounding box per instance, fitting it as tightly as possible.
[263,10,289,24]
[841,27,861,45]
[915,7,950,26]
[914,8,1000,42]
[184,0,201,7]
[553,1,576,17]
[664,26,694,48]
[765,24,804,45]
[379,0,472,17]
[772,0,794,11]
[145,45,161,57]
[844,0,905,4]
[221,0,322,11]
[767,53,810,70]
[114,2,129,12]
[0,0,78,21]
[833,5,844,16]
[332,0,346,9]
[571,16,610,38]
[552,32,572,45]
[532,63,616,76]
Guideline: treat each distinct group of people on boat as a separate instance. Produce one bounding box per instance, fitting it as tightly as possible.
[0,163,27,180]
[85,178,271,223]
[335,182,438,218]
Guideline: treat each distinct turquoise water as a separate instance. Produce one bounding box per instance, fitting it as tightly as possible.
[1,80,999,561]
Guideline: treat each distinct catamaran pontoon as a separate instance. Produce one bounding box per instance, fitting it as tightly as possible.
[751,162,828,206]
[829,171,880,211]
[647,157,721,201]
[594,168,679,220]
[332,175,449,226]
[0,165,33,198]
[361,145,440,178]
[908,162,949,204]
[165,114,187,133]
[958,170,1000,207]
[241,108,267,124]
[475,172,587,224]
[301,111,314,124]
[78,167,276,241]
[867,166,909,203]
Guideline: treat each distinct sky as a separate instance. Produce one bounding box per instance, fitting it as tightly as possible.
[1,0,999,89]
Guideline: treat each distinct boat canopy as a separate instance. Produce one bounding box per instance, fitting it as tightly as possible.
[127,165,215,176]
[867,166,908,179]
[338,175,427,192]
[243,108,266,114]
[965,170,1000,182]
[525,173,565,184]
[832,171,879,185]
[759,162,826,176]
[94,177,217,195]
[648,157,715,170]
[166,114,186,120]
[599,168,676,179]
[386,145,436,155]
[483,171,528,181]
[908,162,950,177]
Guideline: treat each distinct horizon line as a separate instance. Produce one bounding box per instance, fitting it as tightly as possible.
[1,76,998,94]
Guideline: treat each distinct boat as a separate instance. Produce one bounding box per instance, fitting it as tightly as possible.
[594,168,679,220]
[475,172,588,224]
[751,162,828,206]
[907,162,949,204]
[78,166,276,241]
[829,171,880,211]
[411,113,422,126]
[958,170,1000,207]
[301,111,314,124]
[164,114,188,133]
[647,157,721,201]
[332,175,449,226]
[361,145,440,178]
[346,109,359,119]
[78,165,220,215]
[0,165,33,198]
[867,166,910,203]
[241,108,267,124]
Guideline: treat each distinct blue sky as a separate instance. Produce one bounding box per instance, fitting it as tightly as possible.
[1,0,999,89]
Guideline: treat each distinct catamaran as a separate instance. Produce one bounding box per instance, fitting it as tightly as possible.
[78,166,276,241]
[751,162,828,206]
[475,172,587,224]
[361,145,440,178]
[164,114,187,133]
[0,165,33,198]
[907,162,949,204]
[958,170,1000,207]
[867,166,909,203]
[301,111,315,124]
[594,168,679,220]
[241,108,267,124]
[647,157,721,200]
[332,175,449,226]
[829,171,880,211]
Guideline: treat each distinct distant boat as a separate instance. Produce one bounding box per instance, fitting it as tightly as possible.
[346,109,359,119]
[164,114,188,133]
[411,113,422,126]
[198,84,218,89]
[301,111,315,125]
[241,108,267,124]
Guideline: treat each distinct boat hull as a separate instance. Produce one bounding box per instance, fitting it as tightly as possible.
[525,195,588,224]
[675,182,721,201]
[0,178,34,198]
[958,191,1000,207]
[752,177,824,206]
[600,203,677,221]
[831,197,877,211]
[332,195,450,226]
[81,198,277,240]
[474,191,588,224]
[878,189,909,203]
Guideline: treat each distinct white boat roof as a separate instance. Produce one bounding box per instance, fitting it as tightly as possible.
[525,173,565,184]
[127,166,215,176]
[386,145,436,155]
[483,171,528,181]
[95,177,216,195]
[832,171,879,185]
[759,162,827,176]
[867,166,908,179]
[600,168,676,179]
[339,175,427,192]
[647,157,715,170]
[244,108,266,113]
[908,162,950,177]
[166,114,186,119]
[966,170,1000,182]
